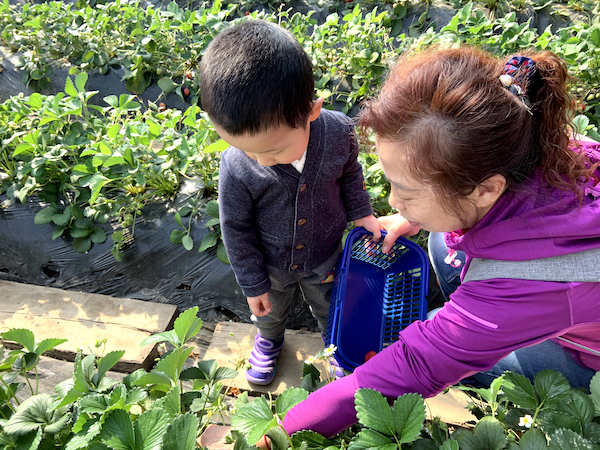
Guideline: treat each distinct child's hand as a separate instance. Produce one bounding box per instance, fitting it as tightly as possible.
[247,293,272,317]
[378,214,422,254]
[353,214,382,241]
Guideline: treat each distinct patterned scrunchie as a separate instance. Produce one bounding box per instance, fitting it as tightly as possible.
[499,56,535,112]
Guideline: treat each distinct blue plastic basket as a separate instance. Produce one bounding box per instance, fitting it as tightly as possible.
[325,227,429,370]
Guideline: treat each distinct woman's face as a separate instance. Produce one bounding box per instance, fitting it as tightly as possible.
[376,138,480,233]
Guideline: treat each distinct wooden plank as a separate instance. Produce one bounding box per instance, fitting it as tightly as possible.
[0,280,179,371]
[204,322,476,426]
[204,322,328,395]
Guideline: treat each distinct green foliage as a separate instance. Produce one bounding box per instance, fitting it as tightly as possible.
[0,74,222,260]
[230,370,600,449]
[0,307,238,449]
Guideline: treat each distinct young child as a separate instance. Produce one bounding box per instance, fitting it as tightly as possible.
[198,19,381,385]
[275,46,600,437]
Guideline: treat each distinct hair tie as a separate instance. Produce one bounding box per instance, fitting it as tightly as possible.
[499,56,535,113]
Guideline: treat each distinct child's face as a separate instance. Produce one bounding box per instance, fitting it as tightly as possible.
[377,138,482,233]
[214,99,323,167]
[214,122,311,167]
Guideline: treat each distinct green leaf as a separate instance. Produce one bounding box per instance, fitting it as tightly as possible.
[173,307,203,347]
[231,397,277,446]
[52,226,67,240]
[473,416,507,450]
[134,408,169,450]
[265,427,290,450]
[440,440,460,450]
[518,428,549,450]
[34,206,59,225]
[217,242,230,264]
[199,233,218,251]
[44,410,71,434]
[275,387,308,418]
[75,72,88,92]
[133,371,173,388]
[99,409,135,450]
[534,369,571,408]
[558,389,595,427]
[65,77,78,98]
[391,393,425,443]
[174,212,183,228]
[203,139,229,154]
[170,229,186,244]
[205,218,220,227]
[590,372,600,415]
[90,228,107,244]
[348,428,396,449]
[140,330,179,347]
[53,206,72,227]
[96,350,126,384]
[196,359,218,380]
[157,77,178,93]
[13,428,42,450]
[452,427,483,450]
[35,338,68,356]
[354,389,395,435]
[2,329,35,352]
[155,347,194,382]
[80,394,111,414]
[126,387,147,406]
[4,394,59,435]
[73,237,92,253]
[182,235,194,251]
[548,428,594,450]
[503,372,538,409]
[180,367,207,382]
[206,200,219,218]
[291,430,335,450]
[151,386,180,418]
[71,227,92,238]
[213,366,238,381]
[88,173,112,203]
[162,413,199,450]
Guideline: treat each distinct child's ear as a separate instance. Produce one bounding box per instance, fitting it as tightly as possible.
[309,97,324,122]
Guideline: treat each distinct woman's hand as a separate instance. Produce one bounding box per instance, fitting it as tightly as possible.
[378,214,421,253]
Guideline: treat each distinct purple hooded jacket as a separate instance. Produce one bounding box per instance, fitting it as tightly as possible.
[283,141,600,437]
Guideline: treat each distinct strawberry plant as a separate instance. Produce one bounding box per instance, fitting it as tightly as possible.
[0,306,242,449]
[0,72,223,261]
[228,366,600,449]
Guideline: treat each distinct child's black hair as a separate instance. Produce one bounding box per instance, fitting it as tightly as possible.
[199,19,314,136]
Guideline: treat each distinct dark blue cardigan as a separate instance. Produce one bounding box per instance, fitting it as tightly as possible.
[218,109,373,297]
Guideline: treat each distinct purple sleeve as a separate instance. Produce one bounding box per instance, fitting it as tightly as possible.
[283,278,582,435]
[283,374,359,438]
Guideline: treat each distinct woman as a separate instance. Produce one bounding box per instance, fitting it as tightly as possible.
[281,46,600,438]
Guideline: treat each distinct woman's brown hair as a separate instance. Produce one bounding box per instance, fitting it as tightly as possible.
[359,46,596,218]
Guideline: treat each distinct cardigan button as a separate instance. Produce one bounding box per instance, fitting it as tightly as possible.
[291,264,299,270]
[298,218,307,226]
[299,184,307,192]
[295,244,305,250]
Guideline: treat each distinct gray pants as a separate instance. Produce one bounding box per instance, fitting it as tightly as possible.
[252,254,340,341]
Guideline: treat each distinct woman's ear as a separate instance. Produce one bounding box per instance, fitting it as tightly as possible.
[470,174,507,209]
[309,97,324,122]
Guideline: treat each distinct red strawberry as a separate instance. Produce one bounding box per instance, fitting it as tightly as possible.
[365,351,377,362]
[183,87,191,96]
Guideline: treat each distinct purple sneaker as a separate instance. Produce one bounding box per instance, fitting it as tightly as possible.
[245,333,284,385]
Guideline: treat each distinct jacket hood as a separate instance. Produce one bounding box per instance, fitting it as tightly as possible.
[448,141,600,261]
